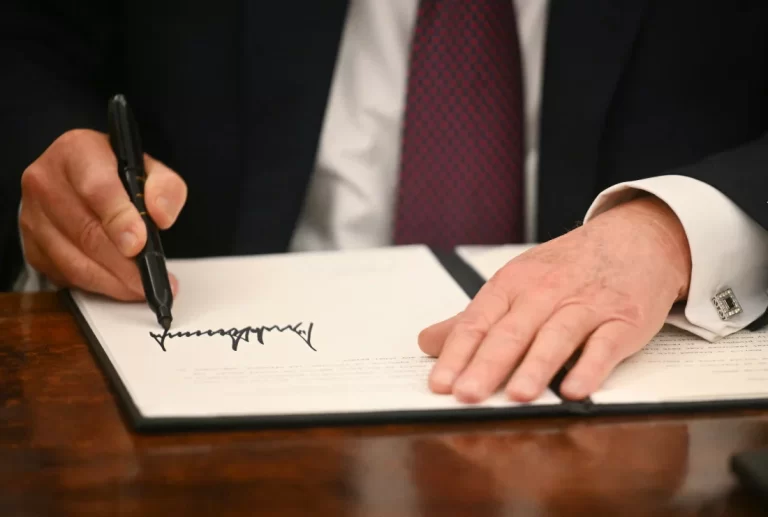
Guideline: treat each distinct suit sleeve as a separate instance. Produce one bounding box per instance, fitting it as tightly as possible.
[677,134,768,233]
[585,173,768,341]
[0,1,114,290]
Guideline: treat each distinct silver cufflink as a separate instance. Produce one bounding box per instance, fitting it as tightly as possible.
[712,288,742,320]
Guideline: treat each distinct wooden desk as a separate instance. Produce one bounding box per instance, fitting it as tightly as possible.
[1,293,767,516]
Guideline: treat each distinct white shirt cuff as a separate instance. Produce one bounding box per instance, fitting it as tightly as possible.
[584,174,768,341]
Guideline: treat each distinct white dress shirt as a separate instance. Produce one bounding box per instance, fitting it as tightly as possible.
[16,0,768,341]
[288,0,768,341]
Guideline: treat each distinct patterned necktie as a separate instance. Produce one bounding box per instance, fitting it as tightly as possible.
[393,0,525,248]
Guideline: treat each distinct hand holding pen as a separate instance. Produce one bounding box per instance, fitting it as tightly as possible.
[18,99,186,322]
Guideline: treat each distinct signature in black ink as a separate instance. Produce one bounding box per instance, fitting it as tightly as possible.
[149,322,316,352]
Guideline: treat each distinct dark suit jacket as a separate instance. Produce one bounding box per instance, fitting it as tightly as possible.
[1,1,768,290]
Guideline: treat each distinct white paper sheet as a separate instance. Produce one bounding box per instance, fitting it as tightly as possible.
[592,325,768,404]
[72,245,559,420]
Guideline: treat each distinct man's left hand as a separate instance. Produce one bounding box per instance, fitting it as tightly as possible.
[418,195,692,402]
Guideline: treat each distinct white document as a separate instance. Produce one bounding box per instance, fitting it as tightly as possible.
[71,245,559,422]
[459,245,768,405]
[592,325,768,404]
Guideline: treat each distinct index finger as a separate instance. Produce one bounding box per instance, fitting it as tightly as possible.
[63,132,146,256]
[427,279,511,393]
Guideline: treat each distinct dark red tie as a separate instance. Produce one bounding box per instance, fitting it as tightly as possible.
[393,0,525,248]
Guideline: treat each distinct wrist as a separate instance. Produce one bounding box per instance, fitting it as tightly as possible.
[601,195,692,301]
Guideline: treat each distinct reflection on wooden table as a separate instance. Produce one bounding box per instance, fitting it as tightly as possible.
[1,292,767,516]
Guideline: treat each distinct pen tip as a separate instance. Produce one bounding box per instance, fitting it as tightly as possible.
[157,305,172,330]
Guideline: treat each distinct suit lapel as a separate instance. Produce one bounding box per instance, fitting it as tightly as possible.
[536,0,650,241]
[236,0,350,254]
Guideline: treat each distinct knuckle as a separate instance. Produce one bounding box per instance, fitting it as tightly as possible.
[20,164,47,197]
[613,301,644,324]
[489,321,529,347]
[102,206,131,231]
[490,260,518,283]
[78,217,107,256]
[52,129,96,162]
[538,319,579,342]
[56,128,97,148]
[481,277,512,309]
[77,170,112,205]
[485,272,507,293]
[588,335,622,361]
[452,319,488,343]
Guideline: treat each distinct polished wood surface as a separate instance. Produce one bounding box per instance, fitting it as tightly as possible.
[1,292,768,516]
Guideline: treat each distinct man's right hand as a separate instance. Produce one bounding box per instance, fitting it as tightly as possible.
[19,129,187,300]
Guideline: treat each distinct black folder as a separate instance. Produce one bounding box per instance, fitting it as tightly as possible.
[64,248,768,432]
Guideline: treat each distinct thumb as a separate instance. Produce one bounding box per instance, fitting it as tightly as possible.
[143,154,187,230]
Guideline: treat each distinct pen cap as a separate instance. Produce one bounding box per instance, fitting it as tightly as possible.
[107,94,144,170]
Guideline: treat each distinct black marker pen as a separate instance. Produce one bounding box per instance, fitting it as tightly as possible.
[107,94,174,330]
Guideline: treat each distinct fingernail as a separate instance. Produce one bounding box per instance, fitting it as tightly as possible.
[562,378,585,398]
[431,369,456,390]
[156,196,175,221]
[508,375,537,399]
[119,231,138,255]
[454,378,482,402]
